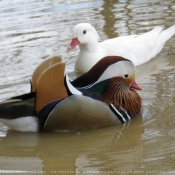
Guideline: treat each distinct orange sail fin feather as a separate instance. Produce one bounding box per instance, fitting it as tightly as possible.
[31,56,62,92]
[35,62,68,113]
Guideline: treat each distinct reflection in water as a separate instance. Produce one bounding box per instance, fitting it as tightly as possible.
[139,64,175,172]
[0,132,44,174]
[0,0,175,174]
[101,0,175,38]
[0,115,144,174]
[75,115,144,174]
[0,157,43,174]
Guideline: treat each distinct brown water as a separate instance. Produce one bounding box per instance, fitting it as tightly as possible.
[0,0,175,174]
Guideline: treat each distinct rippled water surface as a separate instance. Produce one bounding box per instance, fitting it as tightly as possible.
[0,0,175,174]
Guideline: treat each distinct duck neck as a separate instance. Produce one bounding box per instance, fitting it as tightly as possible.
[79,39,99,52]
[102,77,141,118]
[88,80,108,94]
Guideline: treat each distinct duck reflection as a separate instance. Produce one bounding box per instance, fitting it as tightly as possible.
[101,0,175,39]
[74,114,144,173]
[0,114,144,173]
[0,131,44,174]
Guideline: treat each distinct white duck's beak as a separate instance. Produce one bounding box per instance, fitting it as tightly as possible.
[68,38,80,50]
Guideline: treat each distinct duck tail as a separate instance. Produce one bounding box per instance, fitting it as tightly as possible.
[0,117,39,132]
[152,25,175,57]
[160,25,175,43]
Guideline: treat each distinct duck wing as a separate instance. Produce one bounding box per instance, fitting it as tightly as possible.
[44,95,121,132]
[99,27,165,66]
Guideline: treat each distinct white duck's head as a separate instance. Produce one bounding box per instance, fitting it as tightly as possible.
[68,23,99,50]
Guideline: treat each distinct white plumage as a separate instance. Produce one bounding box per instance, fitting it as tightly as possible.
[0,117,39,132]
[68,23,175,73]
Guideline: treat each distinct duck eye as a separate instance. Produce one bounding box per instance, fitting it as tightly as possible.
[124,74,129,78]
[83,30,86,34]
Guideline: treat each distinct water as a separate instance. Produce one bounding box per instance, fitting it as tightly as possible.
[0,0,175,174]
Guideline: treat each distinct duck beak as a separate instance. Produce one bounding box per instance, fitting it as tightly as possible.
[68,38,80,50]
[130,80,142,90]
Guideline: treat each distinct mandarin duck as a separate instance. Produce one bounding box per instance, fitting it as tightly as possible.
[0,56,142,132]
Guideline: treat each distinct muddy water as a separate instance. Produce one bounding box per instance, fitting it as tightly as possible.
[0,0,175,174]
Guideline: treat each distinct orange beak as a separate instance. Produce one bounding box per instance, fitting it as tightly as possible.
[130,80,142,90]
[68,38,80,50]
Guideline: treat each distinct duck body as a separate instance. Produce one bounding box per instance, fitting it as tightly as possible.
[68,23,175,73]
[0,56,142,132]
[41,95,121,132]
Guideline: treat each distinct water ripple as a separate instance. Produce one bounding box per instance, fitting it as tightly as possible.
[0,0,175,172]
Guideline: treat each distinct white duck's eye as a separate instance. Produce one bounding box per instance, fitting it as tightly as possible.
[124,74,129,78]
[83,30,86,34]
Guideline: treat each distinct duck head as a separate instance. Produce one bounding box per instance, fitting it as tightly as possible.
[72,56,142,118]
[68,23,99,50]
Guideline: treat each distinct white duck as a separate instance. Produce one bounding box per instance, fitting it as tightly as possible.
[68,23,175,73]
